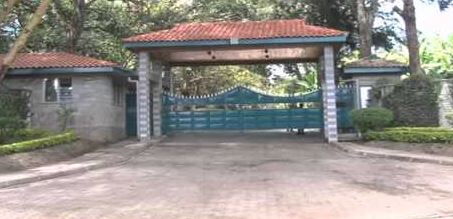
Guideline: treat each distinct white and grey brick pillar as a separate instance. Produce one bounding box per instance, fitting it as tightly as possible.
[137,52,151,141]
[322,46,338,143]
[151,61,163,137]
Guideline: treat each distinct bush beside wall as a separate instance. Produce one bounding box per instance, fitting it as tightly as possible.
[0,132,78,156]
[365,127,453,143]
[350,107,394,133]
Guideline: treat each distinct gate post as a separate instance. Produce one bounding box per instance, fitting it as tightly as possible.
[322,46,338,143]
[151,61,163,137]
[137,52,151,141]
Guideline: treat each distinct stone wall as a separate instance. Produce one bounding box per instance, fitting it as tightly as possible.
[4,74,127,142]
[370,77,451,127]
[438,80,453,128]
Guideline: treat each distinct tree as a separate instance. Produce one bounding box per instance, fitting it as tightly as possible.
[393,0,423,74]
[271,0,400,54]
[6,0,188,68]
[0,0,53,82]
[356,0,380,58]
[393,0,452,74]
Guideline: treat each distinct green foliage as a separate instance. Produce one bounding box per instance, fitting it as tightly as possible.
[272,0,400,51]
[0,117,26,144]
[382,74,439,126]
[272,71,319,95]
[0,132,78,156]
[189,0,269,21]
[350,107,394,133]
[1,0,401,66]
[172,65,270,96]
[4,128,53,145]
[0,88,30,118]
[0,87,31,143]
[420,35,453,78]
[375,34,453,79]
[365,127,453,143]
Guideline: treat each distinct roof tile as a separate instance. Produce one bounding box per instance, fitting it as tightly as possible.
[0,52,120,69]
[124,19,346,43]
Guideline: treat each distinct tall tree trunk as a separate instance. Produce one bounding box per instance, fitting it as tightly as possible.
[395,0,423,74]
[67,0,86,52]
[357,0,373,58]
[0,0,53,82]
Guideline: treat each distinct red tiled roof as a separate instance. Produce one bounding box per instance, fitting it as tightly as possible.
[0,52,120,69]
[124,19,346,43]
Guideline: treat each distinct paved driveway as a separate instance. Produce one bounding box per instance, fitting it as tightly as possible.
[1,132,453,219]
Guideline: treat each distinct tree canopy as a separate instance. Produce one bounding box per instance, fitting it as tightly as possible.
[1,0,452,94]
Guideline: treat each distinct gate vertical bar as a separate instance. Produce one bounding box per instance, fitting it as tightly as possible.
[137,52,151,141]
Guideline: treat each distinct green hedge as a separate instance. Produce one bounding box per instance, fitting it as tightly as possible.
[350,107,394,133]
[384,127,453,132]
[0,132,78,156]
[365,127,453,143]
[2,129,53,145]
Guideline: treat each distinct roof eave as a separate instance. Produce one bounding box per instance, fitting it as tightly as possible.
[123,35,348,49]
[343,66,408,74]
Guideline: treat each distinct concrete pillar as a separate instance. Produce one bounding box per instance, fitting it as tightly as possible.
[322,46,338,143]
[151,61,163,137]
[137,52,151,141]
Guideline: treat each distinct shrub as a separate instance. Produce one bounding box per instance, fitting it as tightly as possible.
[382,74,439,126]
[4,129,53,144]
[0,88,30,119]
[0,131,78,156]
[365,127,453,143]
[0,117,26,144]
[350,107,394,133]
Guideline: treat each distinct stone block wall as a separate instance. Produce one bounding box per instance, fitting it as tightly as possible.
[439,80,453,128]
[4,74,127,142]
[72,75,127,142]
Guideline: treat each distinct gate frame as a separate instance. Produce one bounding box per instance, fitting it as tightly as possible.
[162,86,325,132]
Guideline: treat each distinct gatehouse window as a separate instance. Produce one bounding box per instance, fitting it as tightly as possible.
[113,82,123,106]
[43,77,72,103]
[359,86,372,108]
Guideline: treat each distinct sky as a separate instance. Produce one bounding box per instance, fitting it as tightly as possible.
[415,1,453,37]
[382,1,453,38]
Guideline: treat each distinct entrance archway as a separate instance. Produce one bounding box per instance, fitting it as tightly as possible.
[123,19,348,143]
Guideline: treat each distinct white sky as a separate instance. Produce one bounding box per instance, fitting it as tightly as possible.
[415,1,453,37]
[381,1,453,37]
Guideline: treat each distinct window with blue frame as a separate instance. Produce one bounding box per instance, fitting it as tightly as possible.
[44,77,72,103]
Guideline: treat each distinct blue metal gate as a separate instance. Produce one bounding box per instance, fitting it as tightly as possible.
[162,85,355,133]
[126,93,137,136]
